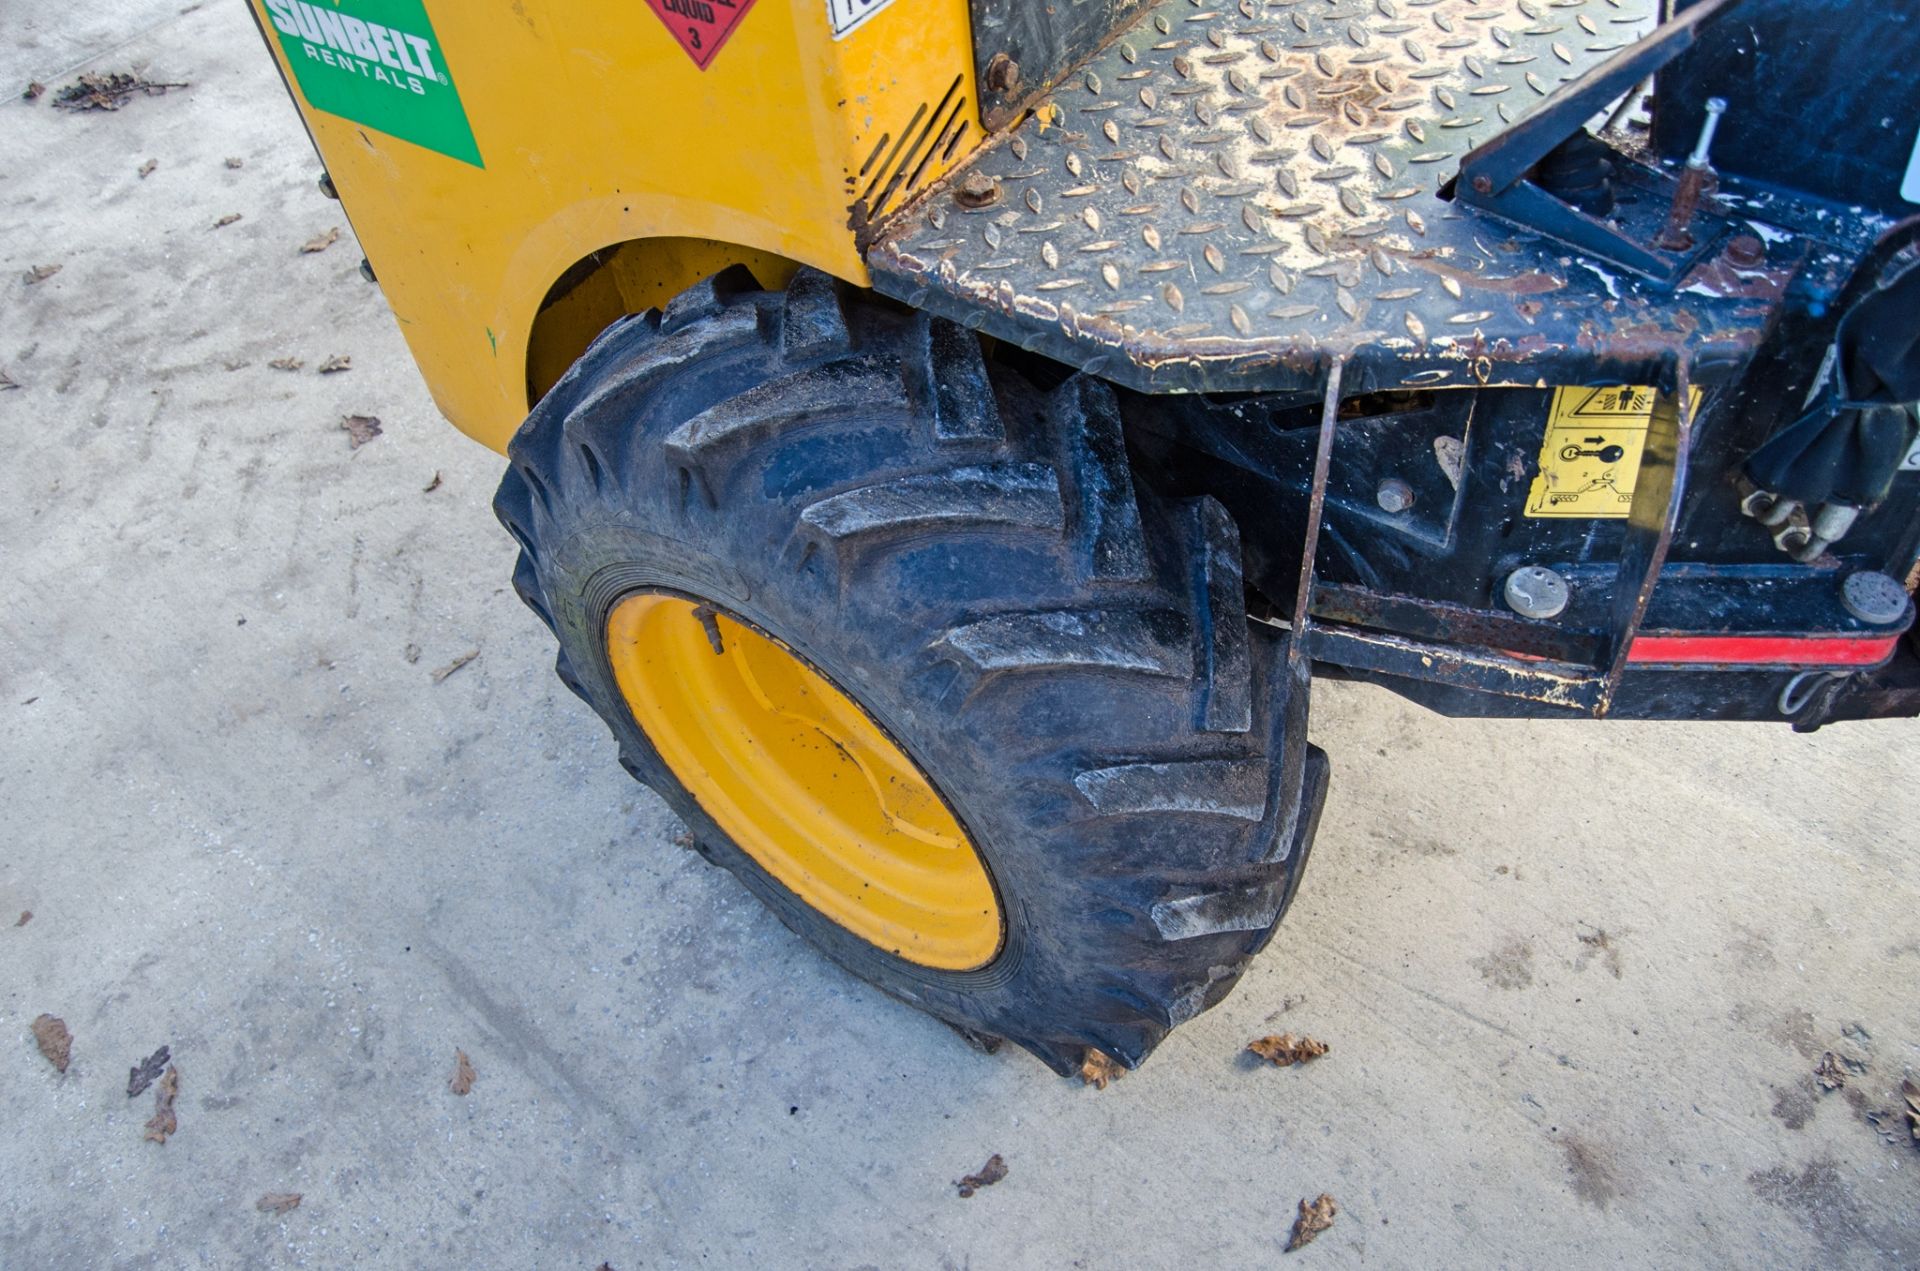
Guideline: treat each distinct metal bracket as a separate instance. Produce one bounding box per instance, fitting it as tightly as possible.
[1598,371,1695,715]
[1454,0,1742,287]
[1288,359,1345,670]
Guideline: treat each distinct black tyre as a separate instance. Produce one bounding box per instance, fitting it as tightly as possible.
[493,266,1327,1073]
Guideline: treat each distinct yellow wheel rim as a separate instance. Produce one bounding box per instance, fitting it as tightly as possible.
[605,592,1002,970]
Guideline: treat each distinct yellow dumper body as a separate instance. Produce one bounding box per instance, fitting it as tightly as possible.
[249,0,983,451]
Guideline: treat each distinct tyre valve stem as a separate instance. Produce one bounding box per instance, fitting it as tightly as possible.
[1655,96,1727,252]
[693,605,726,655]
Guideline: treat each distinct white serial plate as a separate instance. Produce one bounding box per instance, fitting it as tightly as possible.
[828,0,896,39]
[1904,123,1920,204]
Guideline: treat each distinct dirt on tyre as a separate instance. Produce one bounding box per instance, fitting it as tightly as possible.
[493,266,1327,1074]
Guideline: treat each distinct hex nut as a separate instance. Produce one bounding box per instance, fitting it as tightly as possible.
[1738,486,1776,519]
[1375,478,1415,514]
[1771,522,1811,554]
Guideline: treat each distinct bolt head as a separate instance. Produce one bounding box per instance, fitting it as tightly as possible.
[1375,478,1415,514]
[1839,571,1914,627]
[1724,234,1765,268]
[954,172,1001,209]
[1504,565,1570,620]
[984,52,1021,96]
[1471,174,1493,195]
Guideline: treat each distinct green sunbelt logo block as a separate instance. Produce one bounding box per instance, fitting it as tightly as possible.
[263,0,482,168]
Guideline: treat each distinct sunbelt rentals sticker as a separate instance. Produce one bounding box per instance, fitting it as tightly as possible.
[261,0,482,168]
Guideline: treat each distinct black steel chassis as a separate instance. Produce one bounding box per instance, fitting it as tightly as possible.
[1126,362,1920,727]
[871,0,1920,727]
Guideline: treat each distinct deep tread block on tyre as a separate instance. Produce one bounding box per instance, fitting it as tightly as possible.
[664,358,911,478]
[933,608,1193,684]
[779,267,853,362]
[1072,758,1269,822]
[797,464,1064,548]
[1051,377,1151,586]
[1180,495,1255,735]
[659,262,758,333]
[921,314,1005,446]
[567,307,763,433]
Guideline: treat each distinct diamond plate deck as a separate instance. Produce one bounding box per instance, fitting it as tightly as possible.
[869,0,1793,396]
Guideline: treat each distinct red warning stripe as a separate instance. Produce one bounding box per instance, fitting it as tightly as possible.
[1626,633,1900,667]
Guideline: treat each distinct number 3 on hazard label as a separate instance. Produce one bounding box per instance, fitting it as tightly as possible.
[641,0,755,69]
[828,0,899,39]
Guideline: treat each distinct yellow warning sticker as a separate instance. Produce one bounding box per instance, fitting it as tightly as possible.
[1524,386,1677,518]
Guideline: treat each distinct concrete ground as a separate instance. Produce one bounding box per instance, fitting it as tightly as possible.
[3,6,1918,1268]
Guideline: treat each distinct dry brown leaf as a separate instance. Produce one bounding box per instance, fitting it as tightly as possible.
[225,156,245,169]
[1814,1052,1847,1092]
[31,1014,71,1072]
[1286,1193,1338,1251]
[318,354,352,374]
[24,81,45,100]
[432,650,480,684]
[13,909,29,925]
[53,72,188,111]
[340,414,383,448]
[255,1192,302,1214]
[23,264,61,285]
[128,1045,171,1097]
[301,227,340,254]
[1080,1048,1125,1090]
[138,158,157,179]
[955,1153,1007,1198]
[449,1049,476,1095]
[1249,1033,1330,1067]
[212,213,242,229]
[144,1065,180,1143]
[0,369,19,391]
[268,357,304,372]
[1903,1079,1920,1145]
[422,472,442,493]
